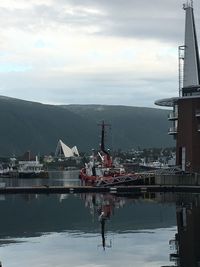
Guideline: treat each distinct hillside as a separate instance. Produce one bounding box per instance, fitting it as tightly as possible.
[0,96,174,156]
[0,96,97,156]
[64,104,174,150]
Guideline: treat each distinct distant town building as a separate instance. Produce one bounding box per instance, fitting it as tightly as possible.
[43,155,54,163]
[155,2,200,173]
[21,150,35,161]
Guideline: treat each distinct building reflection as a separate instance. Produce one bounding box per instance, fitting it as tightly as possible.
[157,193,200,267]
[1,187,200,265]
[168,195,200,267]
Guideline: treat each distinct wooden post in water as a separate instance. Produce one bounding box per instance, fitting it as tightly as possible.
[0,261,2,267]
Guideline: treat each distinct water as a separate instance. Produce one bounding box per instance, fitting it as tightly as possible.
[0,172,198,266]
[0,170,81,187]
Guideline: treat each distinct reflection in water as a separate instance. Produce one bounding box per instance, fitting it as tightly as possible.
[83,193,200,267]
[1,190,200,266]
[96,195,114,250]
[98,211,112,250]
[164,194,200,267]
[0,192,176,267]
[0,169,80,187]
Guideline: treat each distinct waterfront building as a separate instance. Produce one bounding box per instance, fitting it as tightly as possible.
[155,2,200,173]
[55,139,79,158]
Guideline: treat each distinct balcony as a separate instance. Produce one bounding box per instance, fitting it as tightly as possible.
[168,112,178,120]
[170,253,179,262]
[168,127,177,135]
[169,239,178,250]
[196,109,200,117]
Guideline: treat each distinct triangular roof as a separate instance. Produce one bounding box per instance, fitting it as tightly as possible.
[55,140,79,158]
[71,146,80,157]
[55,140,74,158]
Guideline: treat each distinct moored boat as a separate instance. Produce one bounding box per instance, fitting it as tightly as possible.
[8,157,49,178]
[79,121,138,186]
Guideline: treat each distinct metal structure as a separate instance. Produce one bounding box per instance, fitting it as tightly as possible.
[96,172,155,187]
[154,166,184,175]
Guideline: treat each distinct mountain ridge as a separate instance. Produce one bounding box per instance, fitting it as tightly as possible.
[0,96,174,156]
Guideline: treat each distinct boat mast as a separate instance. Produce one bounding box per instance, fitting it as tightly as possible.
[99,121,112,167]
[99,121,109,155]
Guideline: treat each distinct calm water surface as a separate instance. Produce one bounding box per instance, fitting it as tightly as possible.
[0,172,198,266]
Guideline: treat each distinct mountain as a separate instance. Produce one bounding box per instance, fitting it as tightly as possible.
[0,96,174,156]
[63,104,174,150]
[0,96,97,156]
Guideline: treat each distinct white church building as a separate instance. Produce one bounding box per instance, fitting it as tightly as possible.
[55,139,79,158]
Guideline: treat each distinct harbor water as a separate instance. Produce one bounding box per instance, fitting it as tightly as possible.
[0,171,199,267]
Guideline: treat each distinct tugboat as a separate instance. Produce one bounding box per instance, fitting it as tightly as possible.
[79,121,138,186]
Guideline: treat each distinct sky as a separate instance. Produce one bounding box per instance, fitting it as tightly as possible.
[0,0,199,108]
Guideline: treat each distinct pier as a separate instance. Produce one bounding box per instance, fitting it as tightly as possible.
[1,185,200,194]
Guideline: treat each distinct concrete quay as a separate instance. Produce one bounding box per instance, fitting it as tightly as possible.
[1,185,200,194]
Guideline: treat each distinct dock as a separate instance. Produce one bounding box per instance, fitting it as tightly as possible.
[1,185,200,194]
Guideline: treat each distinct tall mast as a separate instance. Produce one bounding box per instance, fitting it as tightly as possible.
[99,121,110,157]
[183,1,200,88]
[98,121,112,167]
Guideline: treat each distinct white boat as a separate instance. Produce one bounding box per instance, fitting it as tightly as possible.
[17,157,48,178]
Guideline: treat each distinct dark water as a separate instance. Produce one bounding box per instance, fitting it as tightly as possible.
[0,172,199,267]
[0,170,81,187]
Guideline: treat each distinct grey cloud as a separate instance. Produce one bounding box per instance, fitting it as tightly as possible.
[0,2,104,31]
[58,0,193,42]
[0,0,197,42]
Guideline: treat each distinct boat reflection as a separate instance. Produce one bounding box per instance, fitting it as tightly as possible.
[98,211,112,250]
[81,193,126,250]
[1,191,200,266]
[82,192,200,266]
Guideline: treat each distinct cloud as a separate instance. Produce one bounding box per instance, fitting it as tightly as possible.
[0,0,189,41]
[0,0,198,107]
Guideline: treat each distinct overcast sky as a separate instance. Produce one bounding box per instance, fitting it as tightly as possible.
[0,0,199,107]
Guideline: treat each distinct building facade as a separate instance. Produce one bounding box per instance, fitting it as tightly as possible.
[155,2,200,173]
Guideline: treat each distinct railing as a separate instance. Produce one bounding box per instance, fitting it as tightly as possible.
[168,112,178,120]
[96,172,155,187]
[168,127,177,135]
